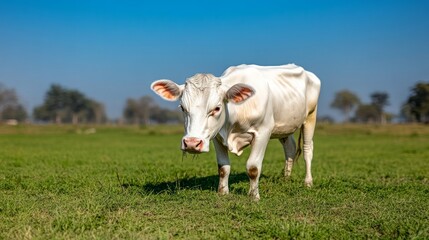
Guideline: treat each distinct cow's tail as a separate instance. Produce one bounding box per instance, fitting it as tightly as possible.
[293,127,303,162]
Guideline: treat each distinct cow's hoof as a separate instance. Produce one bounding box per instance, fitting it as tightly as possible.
[218,186,229,195]
[218,190,229,196]
[305,180,313,187]
[283,173,292,180]
[248,191,260,201]
[250,194,260,202]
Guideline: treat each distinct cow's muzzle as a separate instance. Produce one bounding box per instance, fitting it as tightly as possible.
[182,137,204,153]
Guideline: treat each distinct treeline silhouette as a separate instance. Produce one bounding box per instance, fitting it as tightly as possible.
[329,83,429,123]
[0,82,428,124]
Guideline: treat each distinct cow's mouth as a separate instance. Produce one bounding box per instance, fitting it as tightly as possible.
[182,149,203,154]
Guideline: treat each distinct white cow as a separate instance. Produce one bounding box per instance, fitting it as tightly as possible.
[151,64,321,200]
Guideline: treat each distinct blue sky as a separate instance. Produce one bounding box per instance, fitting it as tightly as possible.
[1,0,428,120]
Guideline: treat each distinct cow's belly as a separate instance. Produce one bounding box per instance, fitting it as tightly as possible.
[268,86,307,138]
[270,108,306,138]
[270,123,300,138]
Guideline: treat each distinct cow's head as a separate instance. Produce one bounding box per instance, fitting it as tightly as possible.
[151,73,255,153]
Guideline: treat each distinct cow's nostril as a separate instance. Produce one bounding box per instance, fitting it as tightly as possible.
[183,139,188,148]
[195,140,202,148]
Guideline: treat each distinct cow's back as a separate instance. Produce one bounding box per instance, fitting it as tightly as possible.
[221,64,320,138]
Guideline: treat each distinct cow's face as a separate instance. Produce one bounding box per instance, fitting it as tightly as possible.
[151,74,254,153]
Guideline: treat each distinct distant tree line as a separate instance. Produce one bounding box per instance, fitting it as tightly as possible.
[330,82,429,123]
[122,95,182,125]
[330,90,391,123]
[1,81,429,124]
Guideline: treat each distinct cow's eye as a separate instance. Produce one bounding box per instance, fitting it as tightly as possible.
[210,106,221,116]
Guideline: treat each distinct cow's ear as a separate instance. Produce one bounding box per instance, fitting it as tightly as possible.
[225,83,255,104]
[151,80,184,101]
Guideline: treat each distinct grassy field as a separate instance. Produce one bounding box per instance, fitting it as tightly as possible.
[1,124,429,239]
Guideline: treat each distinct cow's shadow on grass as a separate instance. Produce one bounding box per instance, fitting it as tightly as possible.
[122,173,250,195]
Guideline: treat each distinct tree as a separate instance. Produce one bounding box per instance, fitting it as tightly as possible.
[68,90,90,124]
[399,104,415,123]
[33,105,51,122]
[139,96,155,125]
[0,83,27,122]
[404,82,429,123]
[370,92,389,124]
[354,104,379,123]
[85,100,106,124]
[123,98,140,125]
[34,84,106,124]
[123,96,155,125]
[2,104,27,122]
[44,84,69,123]
[331,90,361,122]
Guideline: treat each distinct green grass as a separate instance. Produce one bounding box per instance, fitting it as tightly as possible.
[1,124,429,239]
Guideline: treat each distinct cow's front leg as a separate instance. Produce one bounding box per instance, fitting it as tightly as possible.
[246,131,271,201]
[213,137,230,195]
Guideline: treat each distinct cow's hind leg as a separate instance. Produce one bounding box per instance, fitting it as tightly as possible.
[279,136,296,178]
[213,137,230,195]
[302,107,318,187]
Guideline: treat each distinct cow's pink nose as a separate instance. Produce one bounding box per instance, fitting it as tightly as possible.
[182,137,203,152]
